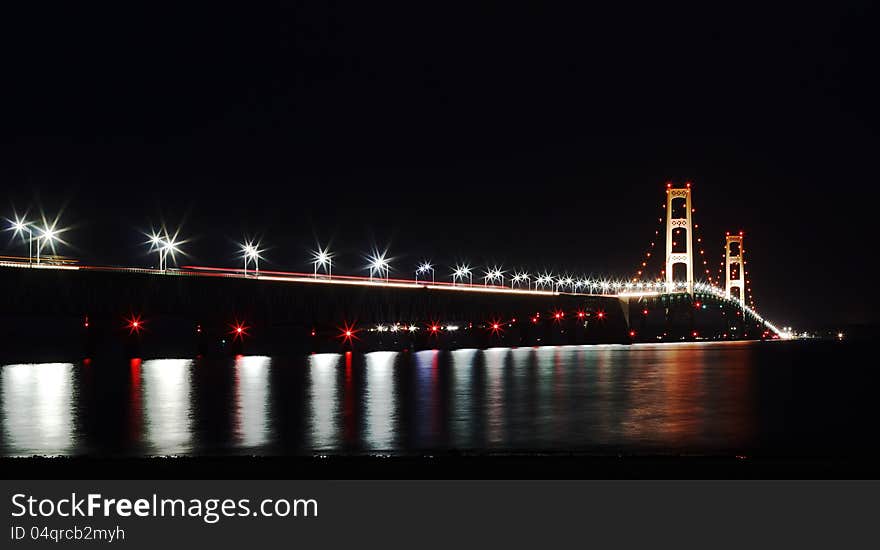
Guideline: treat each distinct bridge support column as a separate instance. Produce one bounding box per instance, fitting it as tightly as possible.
[664,183,694,295]
[725,232,745,301]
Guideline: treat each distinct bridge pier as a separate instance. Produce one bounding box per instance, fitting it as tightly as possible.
[665,183,695,295]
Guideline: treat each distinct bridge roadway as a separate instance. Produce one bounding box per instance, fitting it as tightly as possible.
[0,260,782,362]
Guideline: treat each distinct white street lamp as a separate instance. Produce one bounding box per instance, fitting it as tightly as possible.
[241,240,263,276]
[511,272,523,289]
[452,266,464,286]
[416,261,434,284]
[483,266,504,287]
[8,216,33,265]
[368,250,390,282]
[36,225,60,264]
[146,229,182,272]
[453,264,473,286]
[312,246,332,279]
[147,232,165,270]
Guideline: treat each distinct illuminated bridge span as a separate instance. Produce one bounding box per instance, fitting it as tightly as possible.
[0,184,791,360]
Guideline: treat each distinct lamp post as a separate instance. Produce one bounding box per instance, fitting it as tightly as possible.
[241,240,262,276]
[484,266,504,287]
[511,272,523,289]
[9,217,33,265]
[312,246,332,279]
[368,251,390,282]
[452,266,464,286]
[147,230,181,272]
[147,232,170,271]
[416,261,434,284]
[536,272,553,291]
[462,265,473,286]
[36,226,59,264]
[160,237,180,271]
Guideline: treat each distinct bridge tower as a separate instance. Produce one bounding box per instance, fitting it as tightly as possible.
[664,183,694,294]
[725,231,745,300]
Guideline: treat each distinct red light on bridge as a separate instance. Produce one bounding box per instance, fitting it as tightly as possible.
[642,309,649,315]
[629,330,636,338]
[596,311,605,320]
[553,311,563,320]
[338,322,359,344]
[230,321,250,341]
[431,325,440,332]
[692,331,699,338]
[577,311,585,319]
[125,315,144,335]
[492,323,500,330]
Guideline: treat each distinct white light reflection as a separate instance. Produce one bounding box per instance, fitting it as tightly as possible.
[413,350,439,448]
[363,351,398,451]
[308,353,340,450]
[141,359,193,455]
[483,348,508,445]
[534,347,557,446]
[510,347,534,433]
[234,356,271,449]
[450,349,477,448]
[1,363,75,456]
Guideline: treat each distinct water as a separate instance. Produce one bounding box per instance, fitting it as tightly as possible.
[1,341,875,457]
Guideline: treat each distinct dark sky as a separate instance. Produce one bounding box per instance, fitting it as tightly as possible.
[1,3,878,329]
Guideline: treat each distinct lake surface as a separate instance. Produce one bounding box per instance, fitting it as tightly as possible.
[1,341,874,457]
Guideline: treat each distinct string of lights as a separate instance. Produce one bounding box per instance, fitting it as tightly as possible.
[630,201,666,283]
[744,243,757,310]
[691,213,714,286]
[715,237,726,291]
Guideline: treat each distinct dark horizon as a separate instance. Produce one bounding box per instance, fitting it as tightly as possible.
[1,3,878,329]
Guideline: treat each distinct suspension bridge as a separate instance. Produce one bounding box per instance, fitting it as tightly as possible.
[0,183,792,360]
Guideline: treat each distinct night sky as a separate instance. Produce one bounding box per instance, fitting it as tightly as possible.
[1,3,877,329]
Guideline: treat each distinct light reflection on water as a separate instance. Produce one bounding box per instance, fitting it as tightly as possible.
[308,353,340,450]
[1,363,75,456]
[0,342,827,457]
[234,355,271,449]
[484,348,508,446]
[141,359,193,455]
[363,351,398,451]
[413,350,440,448]
[450,348,478,449]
